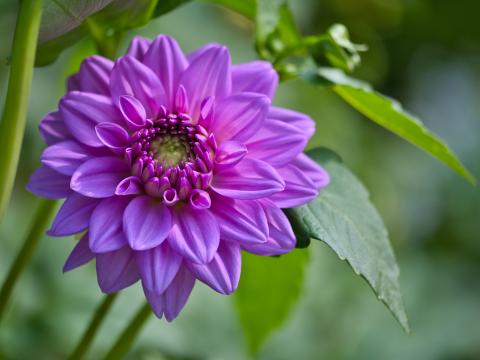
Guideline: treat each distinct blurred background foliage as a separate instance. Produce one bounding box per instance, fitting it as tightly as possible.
[0,0,479,359]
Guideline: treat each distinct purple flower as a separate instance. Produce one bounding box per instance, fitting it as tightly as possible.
[28,35,329,321]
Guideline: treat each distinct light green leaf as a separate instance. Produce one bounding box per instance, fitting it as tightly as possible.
[286,147,410,332]
[301,66,476,184]
[201,0,255,19]
[234,249,309,354]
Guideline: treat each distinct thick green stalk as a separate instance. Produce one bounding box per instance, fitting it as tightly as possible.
[0,199,56,323]
[102,303,152,360]
[68,294,119,360]
[0,0,43,222]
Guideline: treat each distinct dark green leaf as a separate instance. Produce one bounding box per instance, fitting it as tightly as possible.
[301,67,476,184]
[36,0,190,66]
[234,249,309,354]
[287,147,410,332]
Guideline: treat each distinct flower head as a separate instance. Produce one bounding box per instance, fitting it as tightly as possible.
[28,35,329,321]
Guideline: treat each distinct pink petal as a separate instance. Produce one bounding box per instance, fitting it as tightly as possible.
[96,246,140,293]
[292,153,330,188]
[39,112,69,145]
[60,91,122,147]
[242,201,296,256]
[180,45,231,119]
[168,206,220,265]
[70,157,130,198]
[95,122,130,149]
[210,92,269,143]
[210,195,268,245]
[41,140,93,176]
[48,193,100,236]
[118,95,146,129]
[187,241,241,295]
[143,265,195,321]
[246,118,307,167]
[215,140,247,169]
[123,196,172,250]
[211,158,285,200]
[126,36,152,60]
[63,233,95,272]
[136,242,182,294]
[268,106,316,139]
[110,56,167,118]
[269,162,319,208]
[27,165,72,199]
[232,61,278,99]
[89,196,129,253]
[143,35,188,107]
[73,55,114,95]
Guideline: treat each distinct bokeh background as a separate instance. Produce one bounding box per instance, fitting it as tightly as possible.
[1,0,479,359]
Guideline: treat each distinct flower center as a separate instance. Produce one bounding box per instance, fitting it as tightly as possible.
[124,112,217,204]
[150,135,188,168]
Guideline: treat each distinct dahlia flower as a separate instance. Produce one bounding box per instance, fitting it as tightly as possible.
[28,35,329,321]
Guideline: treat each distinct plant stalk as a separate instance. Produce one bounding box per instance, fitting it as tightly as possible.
[68,293,119,360]
[0,0,43,222]
[0,199,56,323]
[102,302,152,360]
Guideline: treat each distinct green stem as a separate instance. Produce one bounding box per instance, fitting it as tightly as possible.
[68,293,118,360]
[0,199,56,323]
[102,303,152,360]
[0,0,43,222]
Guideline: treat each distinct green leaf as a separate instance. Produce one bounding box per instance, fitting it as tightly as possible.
[234,249,309,354]
[301,67,476,185]
[286,147,410,333]
[307,24,367,72]
[35,0,190,66]
[201,0,255,19]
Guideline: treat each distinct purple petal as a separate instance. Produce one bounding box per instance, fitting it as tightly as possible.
[27,166,72,199]
[41,140,93,176]
[210,93,269,143]
[118,95,146,129]
[143,265,195,321]
[269,162,319,208]
[180,45,231,119]
[126,36,152,61]
[144,35,188,107]
[246,118,307,167]
[74,55,114,95]
[242,201,296,256]
[63,232,95,272]
[187,241,241,295]
[292,153,330,188]
[123,196,172,250]
[70,157,130,198]
[174,85,189,114]
[95,122,129,149]
[89,196,130,253]
[136,242,182,294]
[115,176,143,196]
[215,140,247,168]
[268,106,316,139]
[212,158,285,200]
[189,189,211,210]
[232,61,278,99]
[110,56,167,118]
[60,91,122,147]
[39,112,69,145]
[96,246,140,293]
[48,193,99,236]
[210,195,268,245]
[168,206,220,265]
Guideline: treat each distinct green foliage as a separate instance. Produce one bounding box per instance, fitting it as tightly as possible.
[286,148,409,332]
[201,0,255,19]
[36,0,190,65]
[234,249,309,355]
